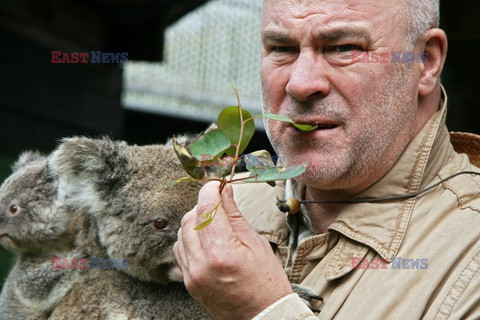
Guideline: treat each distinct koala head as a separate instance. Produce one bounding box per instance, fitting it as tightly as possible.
[0,151,72,253]
[50,137,202,284]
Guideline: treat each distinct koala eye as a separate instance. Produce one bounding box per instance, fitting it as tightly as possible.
[153,218,168,230]
[8,204,19,215]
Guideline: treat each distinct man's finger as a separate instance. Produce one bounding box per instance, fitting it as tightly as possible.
[221,184,266,248]
[178,209,204,259]
[195,182,237,243]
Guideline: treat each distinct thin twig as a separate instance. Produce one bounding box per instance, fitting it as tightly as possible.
[224,85,244,190]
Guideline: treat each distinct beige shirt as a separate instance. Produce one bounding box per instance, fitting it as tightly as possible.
[233,92,480,320]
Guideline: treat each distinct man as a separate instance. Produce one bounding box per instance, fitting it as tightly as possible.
[174,0,480,319]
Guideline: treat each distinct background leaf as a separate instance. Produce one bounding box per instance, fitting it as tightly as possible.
[218,106,255,156]
[262,113,318,132]
[188,129,232,160]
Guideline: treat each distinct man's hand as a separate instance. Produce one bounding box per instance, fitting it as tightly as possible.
[173,181,293,320]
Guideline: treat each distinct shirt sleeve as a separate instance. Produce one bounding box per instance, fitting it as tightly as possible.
[251,293,318,320]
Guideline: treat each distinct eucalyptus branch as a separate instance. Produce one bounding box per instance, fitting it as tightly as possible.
[169,87,317,229]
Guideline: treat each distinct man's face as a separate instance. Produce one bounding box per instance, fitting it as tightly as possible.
[261,0,422,193]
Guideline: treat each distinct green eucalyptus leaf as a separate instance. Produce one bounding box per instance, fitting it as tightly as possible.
[172,137,205,179]
[188,129,232,160]
[262,112,318,132]
[218,106,255,156]
[292,123,319,131]
[194,217,214,230]
[194,198,222,230]
[243,163,308,183]
[262,113,292,122]
[165,176,196,189]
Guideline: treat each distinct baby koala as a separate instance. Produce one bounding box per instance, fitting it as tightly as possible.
[0,152,82,320]
[48,137,210,319]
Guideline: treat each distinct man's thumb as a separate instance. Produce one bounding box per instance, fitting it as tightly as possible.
[222,184,264,245]
[222,184,253,229]
[222,184,241,217]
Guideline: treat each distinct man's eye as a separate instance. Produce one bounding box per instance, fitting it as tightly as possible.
[333,44,362,53]
[272,46,296,53]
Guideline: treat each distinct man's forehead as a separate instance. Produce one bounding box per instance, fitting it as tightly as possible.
[262,0,397,22]
[261,0,400,36]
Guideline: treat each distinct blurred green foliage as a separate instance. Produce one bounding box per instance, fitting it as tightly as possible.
[0,155,16,291]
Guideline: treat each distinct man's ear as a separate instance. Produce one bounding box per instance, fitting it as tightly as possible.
[418,28,448,97]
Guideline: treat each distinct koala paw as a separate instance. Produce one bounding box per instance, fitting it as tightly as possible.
[290,283,323,313]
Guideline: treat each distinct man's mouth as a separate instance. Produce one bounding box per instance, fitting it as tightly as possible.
[314,123,338,129]
[292,120,339,131]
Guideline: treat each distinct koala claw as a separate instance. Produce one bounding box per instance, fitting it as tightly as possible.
[309,294,324,302]
[290,283,323,313]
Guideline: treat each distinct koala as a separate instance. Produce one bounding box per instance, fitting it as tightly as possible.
[47,135,317,318]
[0,151,83,320]
[47,137,210,319]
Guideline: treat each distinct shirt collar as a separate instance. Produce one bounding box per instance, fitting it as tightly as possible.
[327,86,450,262]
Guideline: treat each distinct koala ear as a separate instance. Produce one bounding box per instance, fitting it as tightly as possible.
[204,122,218,133]
[11,151,47,172]
[49,136,128,209]
[165,122,218,147]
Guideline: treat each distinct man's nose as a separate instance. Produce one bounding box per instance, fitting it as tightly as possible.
[285,51,330,102]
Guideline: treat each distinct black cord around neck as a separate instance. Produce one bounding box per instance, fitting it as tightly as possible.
[277,171,480,212]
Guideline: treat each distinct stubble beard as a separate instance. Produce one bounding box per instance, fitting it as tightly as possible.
[263,63,417,191]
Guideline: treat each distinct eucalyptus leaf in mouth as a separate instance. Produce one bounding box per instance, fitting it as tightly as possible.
[262,112,318,132]
[292,122,318,132]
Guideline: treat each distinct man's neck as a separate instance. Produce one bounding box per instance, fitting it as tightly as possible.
[304,187,350,234]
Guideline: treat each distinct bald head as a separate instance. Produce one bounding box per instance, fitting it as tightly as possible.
[262,0,440,50]
[405,0,440,49]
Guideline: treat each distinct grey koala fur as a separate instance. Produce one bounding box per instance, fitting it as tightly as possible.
[0,152,83,320]
[48,136,211,319]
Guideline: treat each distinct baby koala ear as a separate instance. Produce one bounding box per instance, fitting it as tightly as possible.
[11,151,47,172]
[49,136,128,210]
